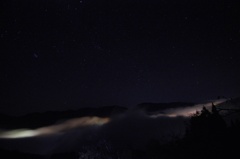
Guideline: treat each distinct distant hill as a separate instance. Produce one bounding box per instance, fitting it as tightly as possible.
[137,102,195,114]
[215,96,240,124]
[0,105,127,129]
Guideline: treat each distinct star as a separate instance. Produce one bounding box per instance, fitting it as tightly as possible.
[33,53,39,59]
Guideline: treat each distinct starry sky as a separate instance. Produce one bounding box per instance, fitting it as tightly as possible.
[1,0,240,115]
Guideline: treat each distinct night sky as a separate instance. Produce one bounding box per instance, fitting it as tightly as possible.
[1,0,240,115]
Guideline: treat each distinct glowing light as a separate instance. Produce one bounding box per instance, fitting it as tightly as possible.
[0,129,39,139]
[0,116,110,139]
[0,99,226,139]
[150,99,227,118]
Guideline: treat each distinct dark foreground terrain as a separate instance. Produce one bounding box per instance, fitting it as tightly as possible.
[0,98,240,159]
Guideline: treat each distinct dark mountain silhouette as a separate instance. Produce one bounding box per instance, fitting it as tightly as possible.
[0,105,127,129]
[0,98,239,159]
[0,102,197,129]
[137,102,195,114]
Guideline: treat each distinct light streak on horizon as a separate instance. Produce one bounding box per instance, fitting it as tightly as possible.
[150,99,227,118]
[0,116,110,139]
[0,99,227,139]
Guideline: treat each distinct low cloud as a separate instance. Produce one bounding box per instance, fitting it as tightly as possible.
[0,99,227,155]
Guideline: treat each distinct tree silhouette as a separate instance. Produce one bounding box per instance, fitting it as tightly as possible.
[210,103,226,132]
[187,104,226,138]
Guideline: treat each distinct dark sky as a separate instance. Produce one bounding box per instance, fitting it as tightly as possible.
[1,0,240,115]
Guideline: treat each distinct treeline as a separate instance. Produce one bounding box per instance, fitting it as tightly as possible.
[131,104,240,159]
[77,104,240,159]
[0,104,239,159]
